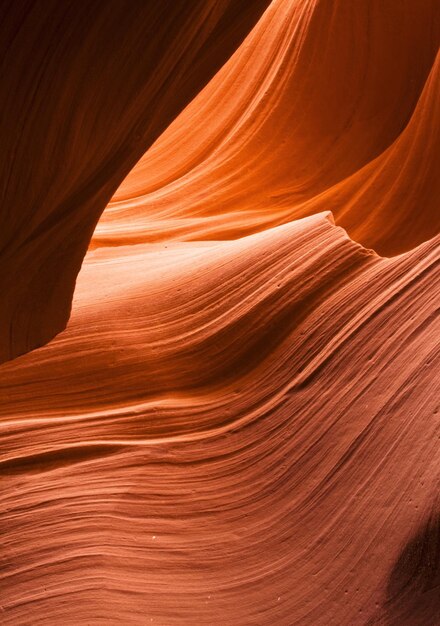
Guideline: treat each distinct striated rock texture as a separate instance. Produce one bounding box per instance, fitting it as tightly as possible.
[1,1,439,625]
[94,0,440,255]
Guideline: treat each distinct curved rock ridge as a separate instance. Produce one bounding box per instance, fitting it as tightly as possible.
[317,49,440,256]
[1,212,439,624]
[93,0,440,255]
[1,0,440,624]
[0,0,270,363]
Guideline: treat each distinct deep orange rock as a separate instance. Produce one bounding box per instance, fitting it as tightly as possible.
[94,0,440,255]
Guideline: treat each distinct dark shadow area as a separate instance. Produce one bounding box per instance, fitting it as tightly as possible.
[379,513,440,625]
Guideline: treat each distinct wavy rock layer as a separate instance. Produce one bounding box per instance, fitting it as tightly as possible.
[2,213,439,624]
[1,0,440,624]
[94,0,440,256]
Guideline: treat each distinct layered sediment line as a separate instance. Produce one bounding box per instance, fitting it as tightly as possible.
[1,212,439,624]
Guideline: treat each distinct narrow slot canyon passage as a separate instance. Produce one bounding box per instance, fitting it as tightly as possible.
[1,1,439,624]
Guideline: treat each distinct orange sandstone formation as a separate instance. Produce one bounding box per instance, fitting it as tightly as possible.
[1,213,439,624]
[94,0,440,254]
[1,1,439,624]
